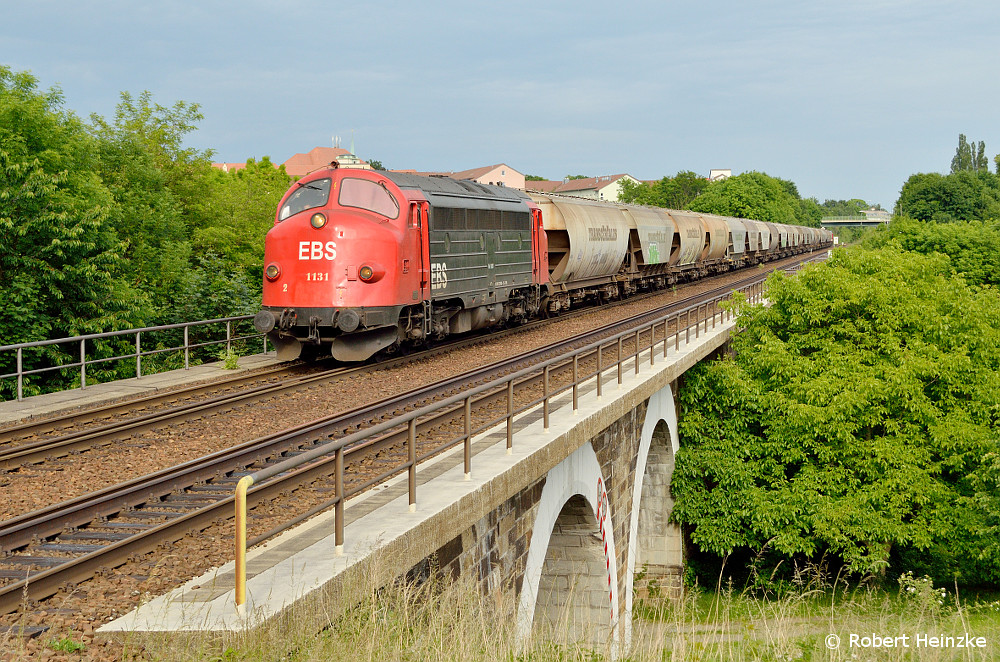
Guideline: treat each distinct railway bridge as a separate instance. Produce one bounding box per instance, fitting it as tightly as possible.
[101,288,755,656]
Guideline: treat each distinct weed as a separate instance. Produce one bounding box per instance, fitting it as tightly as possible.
[48,636,86,653]
[219,348,240,370]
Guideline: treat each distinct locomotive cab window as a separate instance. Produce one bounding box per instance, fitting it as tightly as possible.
[339,178,400,219]
[278,178,332,221]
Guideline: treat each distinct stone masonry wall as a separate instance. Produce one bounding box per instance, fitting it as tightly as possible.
[410,394,670,637]
[419,474,547,604]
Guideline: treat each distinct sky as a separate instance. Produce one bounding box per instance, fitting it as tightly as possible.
[4,0,1000,210]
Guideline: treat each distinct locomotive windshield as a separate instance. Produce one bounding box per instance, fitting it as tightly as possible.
[278,178,332,221]
[338,178,399,219]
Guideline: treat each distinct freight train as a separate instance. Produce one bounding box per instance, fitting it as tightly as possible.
[253,164,832,362]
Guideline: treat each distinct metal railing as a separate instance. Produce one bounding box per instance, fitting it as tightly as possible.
[1,316,267,402]
[232,280,765,606]
[820,216,891,226]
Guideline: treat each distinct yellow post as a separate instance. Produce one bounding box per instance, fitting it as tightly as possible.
[235,475,254,608]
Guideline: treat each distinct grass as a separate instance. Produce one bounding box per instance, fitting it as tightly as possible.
[112,565,999,662]
[631,569,1000,661]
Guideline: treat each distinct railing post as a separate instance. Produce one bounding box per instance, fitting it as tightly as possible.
[596,345,603,399]
[80,339,86,390]
[685,310,690,344]
[543,365,551,429]
[634,329,640,375]
[572,355,579,413]
[408,418,417,511]
[234,475,254,608]
[464,396,472,478]
[226,320,232,355]
[674,314,679,352]
[506,380,514,453]
[650,324,655,367]
[617,337,623,386]
[184,325,190,370]
[335,447,344,555]
[135,331,141,379]
[16,347,23,401]
[696,304,700,338]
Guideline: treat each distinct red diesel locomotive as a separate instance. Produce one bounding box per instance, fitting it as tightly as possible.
[254,165,548,361]
[254,164,831,362]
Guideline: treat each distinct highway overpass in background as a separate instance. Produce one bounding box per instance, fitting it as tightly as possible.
[821,210,891,229]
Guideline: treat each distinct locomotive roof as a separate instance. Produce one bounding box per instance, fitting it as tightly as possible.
[380,172,531,210]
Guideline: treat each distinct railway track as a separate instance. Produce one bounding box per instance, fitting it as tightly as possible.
[0,362,305,443]
[0,252,823,614]
[0,251,819,473]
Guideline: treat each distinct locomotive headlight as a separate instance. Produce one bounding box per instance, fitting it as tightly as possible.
[265,263,281,281]
[310,213,327,229]
[358,263,384,283]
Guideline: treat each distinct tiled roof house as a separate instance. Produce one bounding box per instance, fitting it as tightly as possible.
[525,174,639,202]
[393,163,525,189]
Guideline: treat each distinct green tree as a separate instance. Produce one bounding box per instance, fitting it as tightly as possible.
[863,217,1000,287]
[688,171,804,225]
[194,157,290,283]
[0,67,144,396]
[821,199,870,217]
[952,134,973,173]
[672,246,1000,584]
[89,104,190,314]
[951,134,989,174]
[89,91,242,325]
[896,171,1000,222]
[91,91,215,234]
[795,197,823,227]
[619,171,708,209]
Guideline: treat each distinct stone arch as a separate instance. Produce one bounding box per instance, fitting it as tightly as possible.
[623,383,680,647]
[515,441,619,657]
